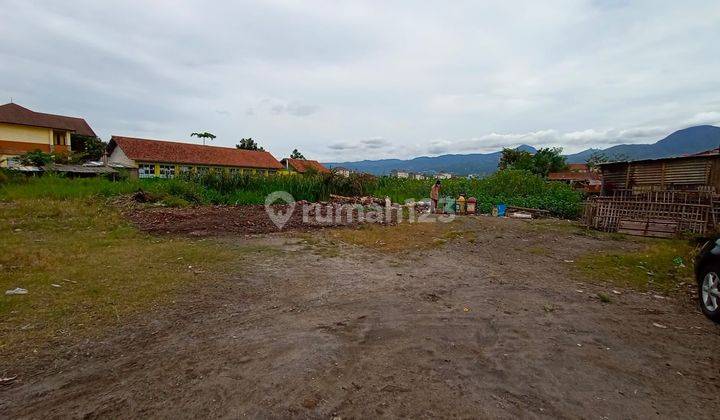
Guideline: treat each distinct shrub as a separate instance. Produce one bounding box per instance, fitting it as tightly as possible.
[17,150,53,166]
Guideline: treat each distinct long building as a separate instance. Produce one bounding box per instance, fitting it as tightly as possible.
[107,136,283,178]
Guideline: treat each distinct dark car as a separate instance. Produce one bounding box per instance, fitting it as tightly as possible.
[695,238,720,322]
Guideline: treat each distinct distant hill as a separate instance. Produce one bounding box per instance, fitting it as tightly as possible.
[326,145,537,177]
[325,125,720,176]
[565,125,720,163]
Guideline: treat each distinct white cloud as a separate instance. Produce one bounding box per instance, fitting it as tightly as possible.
[414,115,719,157]
[685,112,720,127]
[0,0,718,161]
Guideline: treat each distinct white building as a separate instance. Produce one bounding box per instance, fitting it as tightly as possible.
[332,167,352,177]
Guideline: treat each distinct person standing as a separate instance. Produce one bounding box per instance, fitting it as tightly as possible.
[430,180,441,213]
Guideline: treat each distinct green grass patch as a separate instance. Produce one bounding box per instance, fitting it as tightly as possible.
[528,246,550,255]
[576,239,696,294]
[0,198,242,357]
[326,219,464,252]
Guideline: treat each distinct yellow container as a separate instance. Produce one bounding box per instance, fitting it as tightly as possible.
[456,195,466,215]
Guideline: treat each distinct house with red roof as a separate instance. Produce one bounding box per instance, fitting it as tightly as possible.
[280,158,330,174]
[0,103,96,167]
[548,163,602,193]
[107,136,283,178]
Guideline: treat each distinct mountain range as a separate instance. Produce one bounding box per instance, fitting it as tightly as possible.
[325,125,720,176]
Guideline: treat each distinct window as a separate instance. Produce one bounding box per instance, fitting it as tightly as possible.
[53,131,67,146]
[229,168,241,176]
[196,166,210,175]
[179,166,191,174]
[159,164,175,179]
[138,163,155,178]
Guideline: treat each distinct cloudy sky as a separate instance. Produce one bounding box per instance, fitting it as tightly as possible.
[1,0,719,161]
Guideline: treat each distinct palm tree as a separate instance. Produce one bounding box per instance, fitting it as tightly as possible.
[191,132,216,146]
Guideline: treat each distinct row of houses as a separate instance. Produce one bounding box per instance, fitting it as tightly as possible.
[0,103,330,177]
[390,170,452,180]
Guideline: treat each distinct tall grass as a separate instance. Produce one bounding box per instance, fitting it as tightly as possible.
[178,171,379,204]
[374,170,582,218]
[0,169,583,218]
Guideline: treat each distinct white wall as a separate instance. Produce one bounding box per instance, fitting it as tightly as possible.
[108,146,136,167]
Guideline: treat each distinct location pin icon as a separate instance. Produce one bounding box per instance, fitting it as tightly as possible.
[265,191,296,229]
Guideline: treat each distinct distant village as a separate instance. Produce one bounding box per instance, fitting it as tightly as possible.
[6,101,719,198]
[0,102,473,181]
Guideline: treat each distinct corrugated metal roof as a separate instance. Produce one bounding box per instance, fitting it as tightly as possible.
[598,148,720,166]
[48,164,118,174]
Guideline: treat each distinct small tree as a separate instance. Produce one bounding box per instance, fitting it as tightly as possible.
[290,149,305,159]
[71,134,107,162]
[499,147,566,177]
[236,138,264,151]
[586,151,609,170]
[499,148,533,171]
[18,150,53,166]
[191,132,216,146]
[531,147,567,177]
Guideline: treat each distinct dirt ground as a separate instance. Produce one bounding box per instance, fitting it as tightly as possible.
[124,200,394,236]
[2,214,720,418]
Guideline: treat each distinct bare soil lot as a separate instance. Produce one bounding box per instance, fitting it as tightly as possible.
[2,213,719,418]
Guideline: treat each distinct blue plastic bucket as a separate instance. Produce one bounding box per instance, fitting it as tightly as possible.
[497,203,506,217]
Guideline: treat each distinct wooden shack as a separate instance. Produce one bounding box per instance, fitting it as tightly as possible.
[585,149,720,237]
[600,149,720,194]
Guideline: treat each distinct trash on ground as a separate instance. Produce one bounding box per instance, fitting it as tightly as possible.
[492,204,506,217]
[652,322,668,329]
[0,376,18,385]
[506,205,551,218]
[5,288,28,295]
[508,212,533,219]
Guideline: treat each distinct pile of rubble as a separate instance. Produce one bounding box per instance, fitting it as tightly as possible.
[328,194,388,206]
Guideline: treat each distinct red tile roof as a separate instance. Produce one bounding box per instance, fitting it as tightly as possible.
[110,136,283,169]
[281,158,330,173]
[0,103,96,136]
